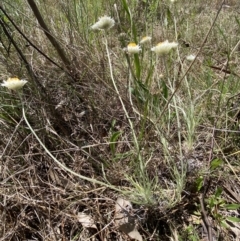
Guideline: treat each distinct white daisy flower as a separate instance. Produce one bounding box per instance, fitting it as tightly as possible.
[1,77,28,91]
[186,54,196,61]
[151,40,178,55]
[140,36,152,44]
[91,16,115,31]
[126,42,141,54]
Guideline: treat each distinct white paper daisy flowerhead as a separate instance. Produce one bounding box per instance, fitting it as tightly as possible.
[1,77,28,91]
[151,40,178,55]
[140,36,152,45]
[186,54,196,62]
[91,16,115,31]
[126,42,141,54]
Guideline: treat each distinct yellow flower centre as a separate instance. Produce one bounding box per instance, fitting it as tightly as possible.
[128,43,137,47]
[7,77,20,82]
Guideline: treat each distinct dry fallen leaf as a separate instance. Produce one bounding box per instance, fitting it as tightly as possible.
[128,229,143,241]
[77,212,97,229]
[114,197,143,241]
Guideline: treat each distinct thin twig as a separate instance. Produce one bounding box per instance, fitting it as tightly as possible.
[0,5,66,73]
[26,0,71,68]
[199,193,213,241]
